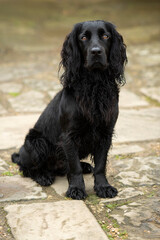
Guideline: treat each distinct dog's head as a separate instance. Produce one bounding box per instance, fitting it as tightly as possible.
[78,21,111,71]
[60,20,127,86]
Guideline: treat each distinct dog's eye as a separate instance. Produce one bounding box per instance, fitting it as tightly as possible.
[103,35,109,40]
[81,36,87,41]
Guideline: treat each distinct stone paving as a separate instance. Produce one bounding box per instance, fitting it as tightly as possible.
[0,45,159,240]
[0,3,160,240]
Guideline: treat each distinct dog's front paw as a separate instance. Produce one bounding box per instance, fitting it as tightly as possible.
[66,186,87,200]
[94,185,118,198]
[35,174,55,186]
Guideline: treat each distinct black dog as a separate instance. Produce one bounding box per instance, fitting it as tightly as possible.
[12,20,127,200]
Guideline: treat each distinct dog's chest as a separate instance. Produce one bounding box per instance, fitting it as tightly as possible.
[76,119,107,155]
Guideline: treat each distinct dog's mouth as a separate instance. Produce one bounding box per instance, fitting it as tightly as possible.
[92,61,104,69]
[85,61,107,71]
[85,53,108,71]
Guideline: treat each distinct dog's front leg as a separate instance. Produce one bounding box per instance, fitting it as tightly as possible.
[62,134,87,200]
[94,139,118,198]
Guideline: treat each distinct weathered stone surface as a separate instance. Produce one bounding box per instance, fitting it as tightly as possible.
[52,174,144,203]
[0,158,8,172]
[115,108,160,143]
[0,63,48,82]
[48,90,58,99]
[23,78,57,92]
[0,175,47,202]
[52,174,94,197]
[110,144,144,155]
[0,114,39,149]
[100,187,143,203]
[0,104,7,115]
[1,107,159,150]
[119,89,148,108]
[5,201,108,240]
[122,25,160,45]
[113,156,160,186]
[0,82,23,93]
[140,87,160,103]
[8,91,46,112]
[110,197,160,240]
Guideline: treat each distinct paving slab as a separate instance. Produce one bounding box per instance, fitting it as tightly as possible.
[0,104,7,115]
[0,175,47,202]
[52,175,144,203]
[115,107,160,143]
[5,201,108,240]
[0,157,8,172]
[0,107,159,150]
[100,187,143,203]
[52,174,95,197]
[22,78,57,92]
[140,87,160,103]
[110,144,144,155]
[48,90,58,99]
[0,114,39,149]
[0,63,48,82]
[110,197,160,240]
[119,89,149,108]
[113,156,160,186]
[0,82,23,93]
[8,91,46,113]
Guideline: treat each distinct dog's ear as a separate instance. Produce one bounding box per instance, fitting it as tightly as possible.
[60,23,82,87]
[107,23,127,85]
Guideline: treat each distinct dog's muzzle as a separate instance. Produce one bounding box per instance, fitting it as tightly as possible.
[86,46,107,70]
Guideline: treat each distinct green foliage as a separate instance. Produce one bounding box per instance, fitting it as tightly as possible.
[8,92,20,97]
[2,171,14,176]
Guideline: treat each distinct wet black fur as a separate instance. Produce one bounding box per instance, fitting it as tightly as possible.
[12,20,127,200]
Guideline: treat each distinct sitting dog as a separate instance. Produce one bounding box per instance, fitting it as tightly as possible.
[12,20,127,200]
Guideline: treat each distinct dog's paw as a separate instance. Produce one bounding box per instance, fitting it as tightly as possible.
[35,175,55,186]
[94,185,118,198]
[66,186,87,200]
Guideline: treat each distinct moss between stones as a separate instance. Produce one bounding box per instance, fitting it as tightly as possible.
[8,92,20,97]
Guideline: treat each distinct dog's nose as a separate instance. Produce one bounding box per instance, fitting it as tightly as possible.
[91,47,102,55]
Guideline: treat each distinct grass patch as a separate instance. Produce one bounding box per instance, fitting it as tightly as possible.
[8,92,20,97]
[99,216,128,239]
[2,171,14,176]
[108,235,114,240]
[87,194,100,205]
[106,201,131,210]
[114,154,131,160]
[147,192,155,198]
[144,96,160,107]
[119,230,128,237]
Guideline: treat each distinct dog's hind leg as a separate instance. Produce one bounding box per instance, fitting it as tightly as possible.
[11,129,56,186]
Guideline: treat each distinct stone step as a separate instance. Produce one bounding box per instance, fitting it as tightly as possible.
[5,201,109,240]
